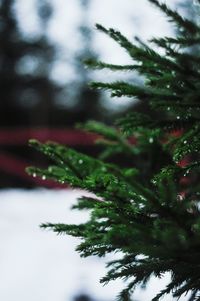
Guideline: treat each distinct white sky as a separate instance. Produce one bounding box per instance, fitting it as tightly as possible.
[14,0,182,110]
[15,0,177,81]
[13,0,182,110]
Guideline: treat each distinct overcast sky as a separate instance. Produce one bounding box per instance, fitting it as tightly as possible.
[14,0,177,81]
[12,0,185,111]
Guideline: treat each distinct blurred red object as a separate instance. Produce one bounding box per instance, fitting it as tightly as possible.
[0,127,98,188]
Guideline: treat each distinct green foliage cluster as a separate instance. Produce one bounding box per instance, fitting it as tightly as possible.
[27,0,200,300]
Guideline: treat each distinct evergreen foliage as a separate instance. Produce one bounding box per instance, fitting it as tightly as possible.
[27,1,200,300]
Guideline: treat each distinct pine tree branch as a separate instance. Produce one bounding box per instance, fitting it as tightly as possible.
[149,0,200,35]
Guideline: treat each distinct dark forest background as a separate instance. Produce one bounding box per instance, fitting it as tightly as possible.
[0,0,106,188]
[0,0,193,188]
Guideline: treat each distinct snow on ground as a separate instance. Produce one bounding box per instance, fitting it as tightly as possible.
[0,189,189,301]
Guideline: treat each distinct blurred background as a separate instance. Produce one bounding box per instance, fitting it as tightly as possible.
[0,0,196,300]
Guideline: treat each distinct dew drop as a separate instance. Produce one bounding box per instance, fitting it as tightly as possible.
[183,140,187,144]
[184,170,190,177]
[139,195,146,201]
[176,116,180,120]
[78,159,83,164]
[150,213,158,218]
[139,203,145,209]
[114,178,119,184]
[177,194,184,201]
[149,137,154,143]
